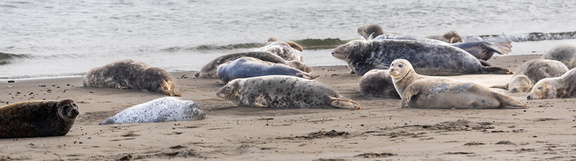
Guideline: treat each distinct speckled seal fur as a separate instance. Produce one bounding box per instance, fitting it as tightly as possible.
[491,59,569,93]
[83,59,181,96]
[216,57,317,84]
[216,76,360,109]
[527,68,576,100]
[260,38,304,62]
[332,39,513,76]
[195,51,311,78]
[0,99,79,138]
[389,59,526,109]
[99,97,206,125]
[543,44,576,69]
[358,69,400,99]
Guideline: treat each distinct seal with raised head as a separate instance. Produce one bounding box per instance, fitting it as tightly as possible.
[217,57,317,84]
[542,44,576,69]
[527,68,576,100]
[99,97,206,125]
[0,99,79,138]
[83,59,181,96]
[358,69,400,99]
[260,38,304,62]
[216,76,360,109]
[389,59,527,109]
[195,51,311,78]
[491,59,569,93]
[332,39,513,76]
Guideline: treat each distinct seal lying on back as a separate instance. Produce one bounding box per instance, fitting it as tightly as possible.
[195,51,311,78]
[527,68,576,100]
[358,69,400,99]
[542,44,576,69]
[216,76,360,109]
[217,57,317,84]
[332,39,513,76]
[260,38,304,62]
[83,59,181,96]
[99,97,206,125]
[491,59,569,93]
[374,34,512,61]
[0,99,79,138]
[389,59,526,109]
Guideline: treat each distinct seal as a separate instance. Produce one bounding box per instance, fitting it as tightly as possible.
[195,51,311,78]
[216,57,317,84]
[357,24,462,43]
[527,68,576,100]
[490,59,569,93]
[374,34,512,61]
[332,39,513,76]
[83,59,181,96]
[260,38,304,62]
[0,99,79,138]
[99,97,206,125]
[542,44,576,69]
[216,76,361,109]
[358,69,400,99]
[389,59,527,109]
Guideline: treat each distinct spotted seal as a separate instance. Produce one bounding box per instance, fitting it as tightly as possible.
[0,99,79,138]
[358,69,400,99]
[195,51,311,78]
[542,44,576,69]
[332,39,513,76]
[83,59,181,96]
[260,38,304,62]
[216,76,360,109]
[527,68,576,100]
[99,97,206,125]
[389,59,526,109]
[217,57,317,84]
[357,24,462,43]
[491,59,569,93]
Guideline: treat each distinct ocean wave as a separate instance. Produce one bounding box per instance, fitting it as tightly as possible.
[467,31,576,42]
[0,52,30,65]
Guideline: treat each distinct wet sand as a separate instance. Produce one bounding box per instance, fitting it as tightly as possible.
[2,54,575,161]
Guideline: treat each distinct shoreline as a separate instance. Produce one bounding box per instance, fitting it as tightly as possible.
[3,54,576,160]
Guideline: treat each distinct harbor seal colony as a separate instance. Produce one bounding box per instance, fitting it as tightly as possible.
[527,68,576,100]
[389,59,527,109]
[331,39,513,76]
[260,38,304,62]
[216,76,361,109]
[0,99,79,138]
[216,57,317,84]
[195,51,311,78]
[358,69,400,99]
[99,97,206,125]
[542,44,576,69]
[490,59,569,93]
[83,59,181,96]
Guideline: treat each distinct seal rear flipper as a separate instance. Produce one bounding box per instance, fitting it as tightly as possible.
[489,84,509,90]
[480,66,513,75]
[492,92,528,109]
[329,97,361,110]
[453,41,512,60]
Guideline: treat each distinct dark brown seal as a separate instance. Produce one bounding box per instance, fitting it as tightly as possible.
[0,99,79,138]
[83,59,181,96]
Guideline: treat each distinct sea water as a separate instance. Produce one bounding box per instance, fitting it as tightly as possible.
[1,0,576,79]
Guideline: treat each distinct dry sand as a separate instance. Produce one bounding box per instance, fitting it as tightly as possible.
[1,54,576,161]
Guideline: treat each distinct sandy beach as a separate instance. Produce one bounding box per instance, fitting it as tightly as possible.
[2,54,576,161]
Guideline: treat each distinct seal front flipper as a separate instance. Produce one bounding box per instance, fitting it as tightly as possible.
[329,97,360,110]
[492,92,528,109]
[480,66,513,74]
[489,84,509,90]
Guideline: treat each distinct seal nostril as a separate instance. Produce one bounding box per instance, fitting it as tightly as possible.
[526,96,532,100]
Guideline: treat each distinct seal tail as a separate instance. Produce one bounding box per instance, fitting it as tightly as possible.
[480,66,514,75]
[330,97,361,110]
[492,92,528,109]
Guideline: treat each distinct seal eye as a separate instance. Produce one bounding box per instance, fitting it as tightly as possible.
[398,64,404,68]
[537,86,542,90]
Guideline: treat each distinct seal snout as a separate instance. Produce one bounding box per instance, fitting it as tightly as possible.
[69,108,80,118]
